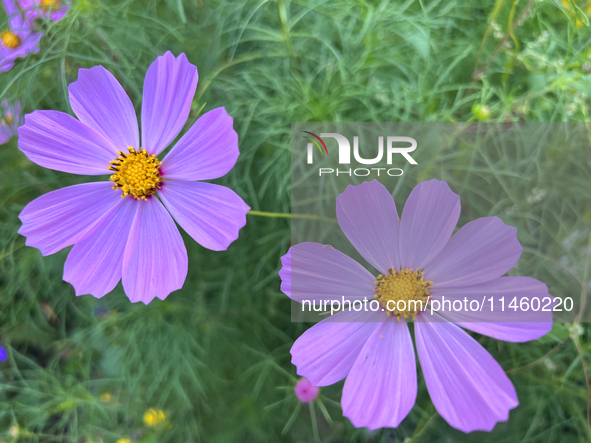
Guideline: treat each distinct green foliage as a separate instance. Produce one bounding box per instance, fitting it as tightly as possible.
[1,0,591,441]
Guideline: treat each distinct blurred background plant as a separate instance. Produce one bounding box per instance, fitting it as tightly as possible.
[0,0,591,441]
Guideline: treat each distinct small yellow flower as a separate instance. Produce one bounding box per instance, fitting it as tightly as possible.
[143,408,166,426]
[116,439,131,443]
[99,393,112,403]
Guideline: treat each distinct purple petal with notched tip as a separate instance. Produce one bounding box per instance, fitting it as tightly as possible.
[122,196,188,304]
[18,181,120,255]
[291,309,382,387]
[342,319,417,430]
[399,179,461,270]
[278,242,376,303]
[336,180,401,274]
[158,180,249,251]
[63,196,137,298]
[161,107,238,181]
[431,277,553,342]
[18,110,118,174]
[141,52,198,155]
[69,66,139,151]
[415,318,518,433]
[424,217,522,289]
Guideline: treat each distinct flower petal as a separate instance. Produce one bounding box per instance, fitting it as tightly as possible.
[158,180,249,251]
[0,99,17,143]
[424,217,522,289]
[415,319,518,433]
[122,196,188,304]
[18,182,120,256]
[160,107,238,181]
[19,0,69,22]
[0,125,11,144]
[69,66,139,151]
[335,180,400,274]
[432,277,553,342]
[0,31,42,72]
[18,110,117,174]
[342,320,416,430]
[291,309,382,387]
[279,247,292,297]
[63,196,137,298]
[0,16,42,73]
[278,243,376,303]
[0,58,15,73]
[141,52,198,155]
[0,24,43,71]
[399,179,461,269]
[5,0,24,29]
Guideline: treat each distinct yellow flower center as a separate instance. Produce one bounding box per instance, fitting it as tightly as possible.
[109,147,162,200]
[374,268,432,320]
[40,0,59,12]
[1,31,21,49]
[4,113,13,124]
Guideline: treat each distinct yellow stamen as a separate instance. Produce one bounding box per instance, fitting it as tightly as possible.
[4,113,13,124]
[374,268,432,321]
[1,31,21,49]
[109,147,162,200]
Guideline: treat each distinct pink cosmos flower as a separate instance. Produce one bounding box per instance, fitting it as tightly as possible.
[17,0,68,23]
[18,52,250,304]
[279,179,553,433]
[294,377,319,403]
[0,0,41,71]
[0,98,20,144]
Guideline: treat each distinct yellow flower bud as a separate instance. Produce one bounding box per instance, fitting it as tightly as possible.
[143,408,166,426]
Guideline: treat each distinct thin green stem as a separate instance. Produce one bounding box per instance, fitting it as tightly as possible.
[470,0,535,82]
[473,0,505,72]
[247,210,336,223]
[277,0,295,58]
[572,336,591,438]
[309,402,321,443]
[195,52,286,102]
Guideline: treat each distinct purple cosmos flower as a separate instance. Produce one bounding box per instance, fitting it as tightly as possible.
[0,98,20,144]
[0,0,41,72]
[279,179,553,433]
[17,0,68,23]
[18,52,250,304]
[294,377,319,403]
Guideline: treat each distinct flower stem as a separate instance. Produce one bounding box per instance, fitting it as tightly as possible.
[247,210,336,223]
